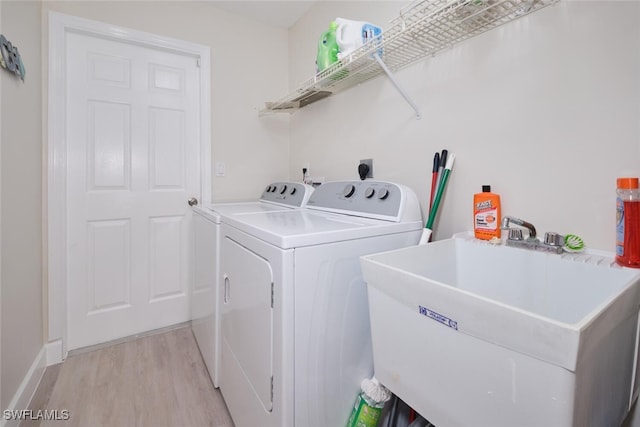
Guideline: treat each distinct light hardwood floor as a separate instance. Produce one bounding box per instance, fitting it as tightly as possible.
[24,326,233,427]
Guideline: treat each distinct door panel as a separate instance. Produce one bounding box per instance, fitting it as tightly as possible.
[149,108,185,189]
[87,101,131,190]
[149,215,185,301]
[86,219,131,313]
[66,31,200,350]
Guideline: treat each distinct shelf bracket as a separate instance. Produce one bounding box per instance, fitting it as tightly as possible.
[373,53,421,119]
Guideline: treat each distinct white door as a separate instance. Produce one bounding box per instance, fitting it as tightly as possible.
[65,30,201,350]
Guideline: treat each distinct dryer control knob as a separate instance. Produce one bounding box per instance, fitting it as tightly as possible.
[280,184,288,194]
[364,187,375,199]
[343,184,356,198]
[290,187,297,195]
[378,188,390,200]
[265,185,272,193]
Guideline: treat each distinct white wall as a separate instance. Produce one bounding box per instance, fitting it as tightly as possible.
[288,0,640,251]
[1,0,44,410]
[42,1,291,203]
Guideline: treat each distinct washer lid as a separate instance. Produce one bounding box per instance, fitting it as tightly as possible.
[195,199,300,224]
[222,209,422,249]
[193,202,271,223]
[193,181,314,223]
[193,205,223,222]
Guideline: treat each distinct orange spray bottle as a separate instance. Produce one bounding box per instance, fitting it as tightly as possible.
[474,185,501,240]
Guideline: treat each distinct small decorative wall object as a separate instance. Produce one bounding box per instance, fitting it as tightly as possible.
[0,34,26,81]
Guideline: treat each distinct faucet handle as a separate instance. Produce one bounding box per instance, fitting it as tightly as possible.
[544,232,564,247]
[509,228,524,241]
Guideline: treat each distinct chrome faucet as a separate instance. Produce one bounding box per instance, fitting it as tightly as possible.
[500,216,537,240]
[501,216,564,254]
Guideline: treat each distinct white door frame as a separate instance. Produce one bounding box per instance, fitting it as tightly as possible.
[0,0,3,409]
[48,11,211,359]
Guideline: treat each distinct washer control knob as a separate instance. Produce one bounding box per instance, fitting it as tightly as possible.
[290,187,297,195]
[364,187,375,199]
[343,184,356,198]
[280,184,288,194]
[269,185,276,192]
[378,188,390,200]
[265,185,272,193]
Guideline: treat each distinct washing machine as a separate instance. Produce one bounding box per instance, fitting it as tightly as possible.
[191,182,313,387]
[218,180,423,427]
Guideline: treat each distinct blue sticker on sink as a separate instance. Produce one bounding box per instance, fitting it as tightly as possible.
[419,306,458,330]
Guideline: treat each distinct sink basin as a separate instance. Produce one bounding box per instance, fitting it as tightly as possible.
[361,233,640,427]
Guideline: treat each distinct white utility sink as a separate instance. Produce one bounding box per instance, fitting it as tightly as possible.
[361,233,640,427]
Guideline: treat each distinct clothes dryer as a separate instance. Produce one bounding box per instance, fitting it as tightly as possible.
[191,182,313,387]
[218,180,423,427]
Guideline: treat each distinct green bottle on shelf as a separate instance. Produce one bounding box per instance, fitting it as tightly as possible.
[316,21,339,73]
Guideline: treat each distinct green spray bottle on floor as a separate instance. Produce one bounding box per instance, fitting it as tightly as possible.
[347,377,391,427]
[316,21,339,73]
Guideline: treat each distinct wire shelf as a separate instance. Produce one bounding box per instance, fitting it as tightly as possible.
[262,0,557,113]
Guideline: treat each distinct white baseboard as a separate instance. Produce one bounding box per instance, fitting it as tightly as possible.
[46,340,63,365]
[1,346,46,427]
